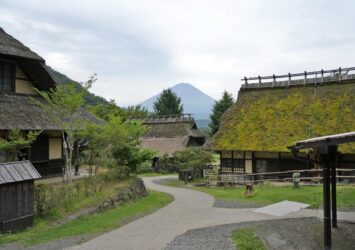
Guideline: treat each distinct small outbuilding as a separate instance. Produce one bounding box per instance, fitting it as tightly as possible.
[0,160,41,232]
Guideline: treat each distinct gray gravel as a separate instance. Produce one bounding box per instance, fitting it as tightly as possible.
[165,218,355,250]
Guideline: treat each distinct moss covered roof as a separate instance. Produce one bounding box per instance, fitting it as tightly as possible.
[208,82,355,153]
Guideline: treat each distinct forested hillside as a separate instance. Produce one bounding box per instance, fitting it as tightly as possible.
[48,67,109,106]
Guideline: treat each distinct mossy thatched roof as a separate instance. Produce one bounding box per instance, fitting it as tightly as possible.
[208,82,355,153]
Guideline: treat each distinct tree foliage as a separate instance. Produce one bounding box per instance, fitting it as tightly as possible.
[88,99,125,121]
[100,116,154,177]
[209,91,234,136]
[125,105,150,119]
[172,148,213,177]
[33,75,97,182]
[0,130,40,162]
[153,89,184,116]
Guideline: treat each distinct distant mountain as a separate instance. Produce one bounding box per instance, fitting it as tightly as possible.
[140,83,215,126]
[48,67,109,106]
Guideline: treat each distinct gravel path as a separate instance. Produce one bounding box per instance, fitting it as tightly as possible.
[66,176,317,250]
[165,218,355,250]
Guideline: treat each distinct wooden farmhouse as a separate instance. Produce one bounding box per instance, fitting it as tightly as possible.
[208,68,355,174]
[140,114,206,156]
[0,28,99,176]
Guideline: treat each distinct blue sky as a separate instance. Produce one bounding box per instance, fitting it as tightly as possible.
[1,0,354,106]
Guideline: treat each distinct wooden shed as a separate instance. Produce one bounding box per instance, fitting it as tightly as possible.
[0,160,41,232]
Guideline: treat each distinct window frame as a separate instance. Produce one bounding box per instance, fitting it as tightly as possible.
[0,60,16,92]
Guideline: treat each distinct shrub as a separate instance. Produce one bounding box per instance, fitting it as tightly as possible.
[172,148,213,178]
[34,171,122,218]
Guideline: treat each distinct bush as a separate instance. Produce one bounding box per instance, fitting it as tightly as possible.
[34,171,122,218]
[172,148,213,178]
[136,161,153,174]
[157,154,179,173]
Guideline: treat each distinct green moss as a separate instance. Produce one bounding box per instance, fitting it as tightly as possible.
[210,83,355,153]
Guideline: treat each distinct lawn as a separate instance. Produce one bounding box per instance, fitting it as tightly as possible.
[161,179,355,208]
[0,191,173,246]
[138,172,177,177]
[232,228,266,250]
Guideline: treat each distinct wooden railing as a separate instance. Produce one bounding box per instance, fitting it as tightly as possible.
[205,168,355,186]
[241,66,355,90]
[131,113,194,124]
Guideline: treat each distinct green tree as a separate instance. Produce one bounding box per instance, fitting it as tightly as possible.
[78,123,109,176]
[172,148,213,178]
[153,89,184,116]
[209,91,234,136]
[88,99,125,121]
[0,130,40,162]
[125,105,150,119]
[33,75,97,183]
[103,116,154,177]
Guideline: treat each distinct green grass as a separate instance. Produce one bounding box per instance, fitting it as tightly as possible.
[138,172,177,177]
[161,179,355,208]
[232,228,266,250]
[0,191,173,246]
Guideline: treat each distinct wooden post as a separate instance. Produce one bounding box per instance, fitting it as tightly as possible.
[272,74,276,87]
[304,71,307,85]
[231,150,234,174]
[288,73,291,87]
[329,145,338,228]
[258,76,261,89]
[320,147,332,249]
[338,67,342,83]
[321,69,324,84]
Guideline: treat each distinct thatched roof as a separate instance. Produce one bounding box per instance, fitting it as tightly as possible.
[0,27,56,90]
[140,115,206,155]
[208,81,355,153]
[140,137,189,156]
[0,92,102,130]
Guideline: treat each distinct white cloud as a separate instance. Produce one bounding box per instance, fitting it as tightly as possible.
[1,0,355,106]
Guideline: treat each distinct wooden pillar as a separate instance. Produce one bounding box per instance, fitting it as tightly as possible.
[231,150,234,173]
[329,146,338,228]
[320,147,331,249]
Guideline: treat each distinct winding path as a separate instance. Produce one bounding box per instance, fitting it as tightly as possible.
[67,176,316,250]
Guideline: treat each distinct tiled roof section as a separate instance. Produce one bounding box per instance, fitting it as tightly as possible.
[0,27,44,61]
[0,161,41,184]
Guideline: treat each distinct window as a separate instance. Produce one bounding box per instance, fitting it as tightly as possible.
[0,61,15,91]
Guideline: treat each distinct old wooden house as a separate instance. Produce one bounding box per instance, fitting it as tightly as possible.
[208,67,355,174]
[0,28,99,176]
[140,114,206,156]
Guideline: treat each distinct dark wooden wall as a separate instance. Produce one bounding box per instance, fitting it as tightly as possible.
[0,180,34,232]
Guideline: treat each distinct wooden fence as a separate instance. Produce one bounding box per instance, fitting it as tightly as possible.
[205,168,355,186]
[241,66,355,90]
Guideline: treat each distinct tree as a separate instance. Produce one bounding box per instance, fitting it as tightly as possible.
[172,148,213,178]
[153,89,184,116]
[78,123,109,176]
[102,116,154,177]
[125,105,150,119]
[33,74,97,183]
[87,99,125,121]
[0,130,40,162]
[209,91,234,136]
